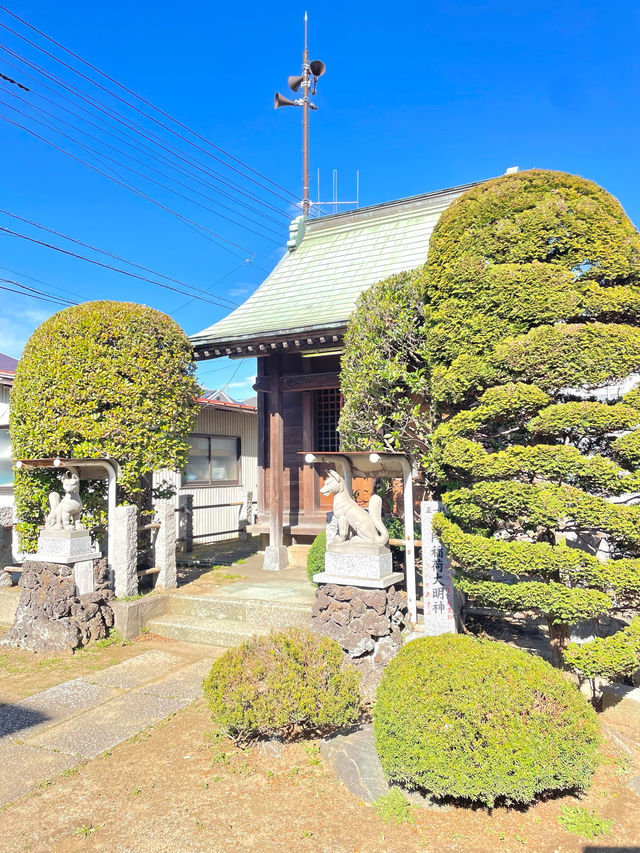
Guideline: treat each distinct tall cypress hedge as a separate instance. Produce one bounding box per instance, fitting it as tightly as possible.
[341,169,640,676]
[10,301,200,549]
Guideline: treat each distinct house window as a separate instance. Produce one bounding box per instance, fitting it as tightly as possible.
[0,427,12,488]
[314,388,341,452]
[183,435,240,485]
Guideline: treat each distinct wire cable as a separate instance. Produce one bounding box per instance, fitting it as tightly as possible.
[0,45,294,222]
[0,108,256,259]
[0,209,240,309]
[0,10,299,205]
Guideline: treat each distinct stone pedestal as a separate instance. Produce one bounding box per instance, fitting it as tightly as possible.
[312,583,407,698]
[263,545,288,571]
[0,557,114,653]
[27,529,101,597]
[113,505,138,598]
[154,499,176,590]
[0,506,14,574]
[313,543,403,589]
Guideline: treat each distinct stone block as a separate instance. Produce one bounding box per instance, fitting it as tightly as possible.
[113,504,138,598]
[320,725,438,807]
[263,545,288,571]
[0,742,78,807]
[110,593,169,641]
[154,499,177,590]
[73,559,95,596]
[85,650,183,690]
[323,549,393,582]
[0,508,13,571]
[33,529,98,565]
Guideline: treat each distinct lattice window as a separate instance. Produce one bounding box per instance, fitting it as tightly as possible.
[314,388,341,452]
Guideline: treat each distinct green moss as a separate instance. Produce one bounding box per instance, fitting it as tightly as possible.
[373,634,600,807]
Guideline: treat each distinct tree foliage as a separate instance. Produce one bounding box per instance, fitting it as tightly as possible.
[10,301,200,548]
[338,271,431,470]
[340,169,640,678]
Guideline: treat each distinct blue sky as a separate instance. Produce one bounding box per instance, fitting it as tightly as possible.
[0,0,639,400]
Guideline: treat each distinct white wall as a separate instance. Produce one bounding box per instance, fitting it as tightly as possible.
[153,404,258,545]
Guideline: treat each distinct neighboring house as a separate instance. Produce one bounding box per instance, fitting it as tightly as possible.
[153,396,258,546]
[191,181,484,550]
[0,353,257,546]
[0,353,18,511]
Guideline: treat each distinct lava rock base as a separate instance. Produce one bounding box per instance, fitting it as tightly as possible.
[1,558,114,654]
[312,583,407,698]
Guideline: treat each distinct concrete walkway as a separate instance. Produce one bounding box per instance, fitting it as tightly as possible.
[0,648,218,806]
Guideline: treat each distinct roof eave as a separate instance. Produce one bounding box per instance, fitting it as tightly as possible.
[192,321,347,360]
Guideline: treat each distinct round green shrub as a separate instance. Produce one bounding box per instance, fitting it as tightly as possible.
[203,627,362,743]
[10,301,200,549]
[374,634,600,807]
[306,530,326,585]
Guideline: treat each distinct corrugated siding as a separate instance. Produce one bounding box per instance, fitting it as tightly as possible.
[153,406,257,544]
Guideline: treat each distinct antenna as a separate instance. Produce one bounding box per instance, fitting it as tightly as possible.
[312,169,360,215]
[274,12,325,217]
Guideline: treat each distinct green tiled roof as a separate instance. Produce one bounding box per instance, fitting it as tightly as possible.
[191,181,479,349]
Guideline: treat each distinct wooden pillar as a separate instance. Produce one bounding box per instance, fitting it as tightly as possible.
[264,352,288,570]
[269,352,284,547]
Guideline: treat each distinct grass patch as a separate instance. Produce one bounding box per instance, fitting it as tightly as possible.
[73,823,104,839]
[558,805,613,840]
[373,789,415,825]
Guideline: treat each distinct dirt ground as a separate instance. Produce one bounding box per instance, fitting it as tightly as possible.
[0,632,639,853]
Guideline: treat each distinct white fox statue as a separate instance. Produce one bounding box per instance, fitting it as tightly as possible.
[320,469,389,547]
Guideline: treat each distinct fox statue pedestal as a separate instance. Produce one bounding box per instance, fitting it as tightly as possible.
[314,541,403,588]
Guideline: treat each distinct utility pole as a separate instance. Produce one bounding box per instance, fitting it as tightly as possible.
[302,12,310,217]
[274,14,325,218]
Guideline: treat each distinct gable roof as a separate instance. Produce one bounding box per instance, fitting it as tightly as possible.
[191,180,481,356]
[0,352,18,386]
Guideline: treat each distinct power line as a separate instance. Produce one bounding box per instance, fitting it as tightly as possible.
[0,209,240,308]
[0,9,300,205]
[0,46,294,223]
[0,92,283,244]
[0,262,85,301]
[0,59,291,227]
[0,278,77,307]
[171,260,248,316]
[0,225,244,309]
[0,108,256,259]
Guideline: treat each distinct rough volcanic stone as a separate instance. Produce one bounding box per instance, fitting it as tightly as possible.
[351,598,366,618]
[333,586,356,602]
[342,628,375,657]
[315,591,331,611]
[0,559,113,653]
[361,609,390,637]
[361,589,386,613]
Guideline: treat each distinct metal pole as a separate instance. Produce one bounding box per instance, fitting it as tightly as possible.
[302,12,310,217]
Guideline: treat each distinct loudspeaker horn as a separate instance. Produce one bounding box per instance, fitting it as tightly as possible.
[288,74,304,92]
[309,59,326,78]
[274,91,298,109]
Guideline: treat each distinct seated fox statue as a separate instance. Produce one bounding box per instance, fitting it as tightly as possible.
[320,469,389,547]
[45,468,83,531]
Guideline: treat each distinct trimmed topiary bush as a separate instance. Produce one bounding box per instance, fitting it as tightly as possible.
[306,530,326,585]
[10,301,200,549]
[374,634,600,807]
[203,627,362,743]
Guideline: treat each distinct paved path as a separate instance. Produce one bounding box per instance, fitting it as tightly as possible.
[0,649,216,805]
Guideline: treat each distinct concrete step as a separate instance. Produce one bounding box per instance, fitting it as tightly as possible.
[165,593,311,629]
[146,614,272,647]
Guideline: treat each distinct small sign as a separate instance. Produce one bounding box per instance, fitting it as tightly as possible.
[420,500,457,635]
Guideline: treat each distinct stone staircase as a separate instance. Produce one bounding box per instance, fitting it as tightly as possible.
[146,590,312,647]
